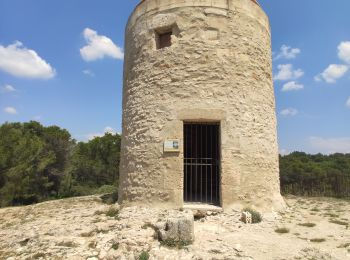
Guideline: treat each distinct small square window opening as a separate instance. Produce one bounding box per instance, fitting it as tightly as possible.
[156,31,172,49]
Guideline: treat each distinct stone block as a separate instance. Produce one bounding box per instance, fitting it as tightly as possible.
[156,211,194,243]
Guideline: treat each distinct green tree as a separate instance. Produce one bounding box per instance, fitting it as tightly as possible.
[0,122,74,206]
[62,133,121,196]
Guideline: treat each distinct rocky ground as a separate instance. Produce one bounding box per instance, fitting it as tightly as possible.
[0,195,349,260]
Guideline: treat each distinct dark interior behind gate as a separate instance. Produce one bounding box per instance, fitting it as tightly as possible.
[184,122,220,206]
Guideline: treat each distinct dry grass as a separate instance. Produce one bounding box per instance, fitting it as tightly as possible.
[337,243,350,248]
[329,219,348,226]
[94,210,104,215]
[310,238,326,243]
[32,252,46,259]
[88,241,97,249]
[298,222,316,228]
[324,213,340,218]
[80,230,95,237]
[275,227,290,234]
[160,238,192,249]
[141,223,156,230]
[57,241,77,248]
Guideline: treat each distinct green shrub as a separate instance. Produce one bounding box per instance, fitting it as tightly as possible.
[243,208,262,223]
[138,251,150,260]
[68,185,118,199]
[111,242,119,250]
[69,185,97,197]
[106,207,119,218]
[96,185,116,194]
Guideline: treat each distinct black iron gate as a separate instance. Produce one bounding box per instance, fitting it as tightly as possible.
[184,122,220,206]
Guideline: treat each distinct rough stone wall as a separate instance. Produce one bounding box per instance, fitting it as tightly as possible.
[119,0,286,212]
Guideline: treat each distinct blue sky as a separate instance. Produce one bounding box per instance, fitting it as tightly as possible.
[0,0,350,154]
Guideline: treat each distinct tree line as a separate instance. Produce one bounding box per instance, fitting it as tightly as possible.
[0,121,120,207]
[0,121,349,207]
[280,152,350,197]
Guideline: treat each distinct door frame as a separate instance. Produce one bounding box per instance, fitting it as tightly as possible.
[183,121,221,206]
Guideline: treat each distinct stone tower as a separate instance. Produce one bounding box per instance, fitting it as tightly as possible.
[119,0,285,212]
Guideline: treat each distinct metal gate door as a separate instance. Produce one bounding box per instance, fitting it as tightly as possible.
[184,122,220,206]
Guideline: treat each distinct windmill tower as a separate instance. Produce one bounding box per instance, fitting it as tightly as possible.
[119,0,285,212]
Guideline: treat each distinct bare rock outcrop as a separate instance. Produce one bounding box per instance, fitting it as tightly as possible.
[0,196,348,259]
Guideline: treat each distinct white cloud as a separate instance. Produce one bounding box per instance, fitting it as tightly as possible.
[104,126,116,134]
[33,115,42,121]
[4,106,17,115]
[86,126,117,140]
[0,41,55,79]
[280,149,290,156]
[275,45,301,60]
[346,97,350,108]
[315,64,348,83]
[1,84,16,93]
[282,81,304,92]
[274,64,304,81]
[309,137,350,154]
[83,69,95,77]
[338,41,350,64]
[80,28,123,62]
[280,108,298,117]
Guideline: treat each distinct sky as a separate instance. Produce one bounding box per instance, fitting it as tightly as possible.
[0,0,349,154]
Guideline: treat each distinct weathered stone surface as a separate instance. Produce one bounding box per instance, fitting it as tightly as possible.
[156,211,194,243]
[119,0,286,212]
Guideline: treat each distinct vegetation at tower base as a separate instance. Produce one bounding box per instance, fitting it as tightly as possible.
[280,152,350,198]
[0,121,349,208]
[0,121,120,207]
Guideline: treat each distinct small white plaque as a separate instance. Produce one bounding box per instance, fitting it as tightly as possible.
[164,139,180,152]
